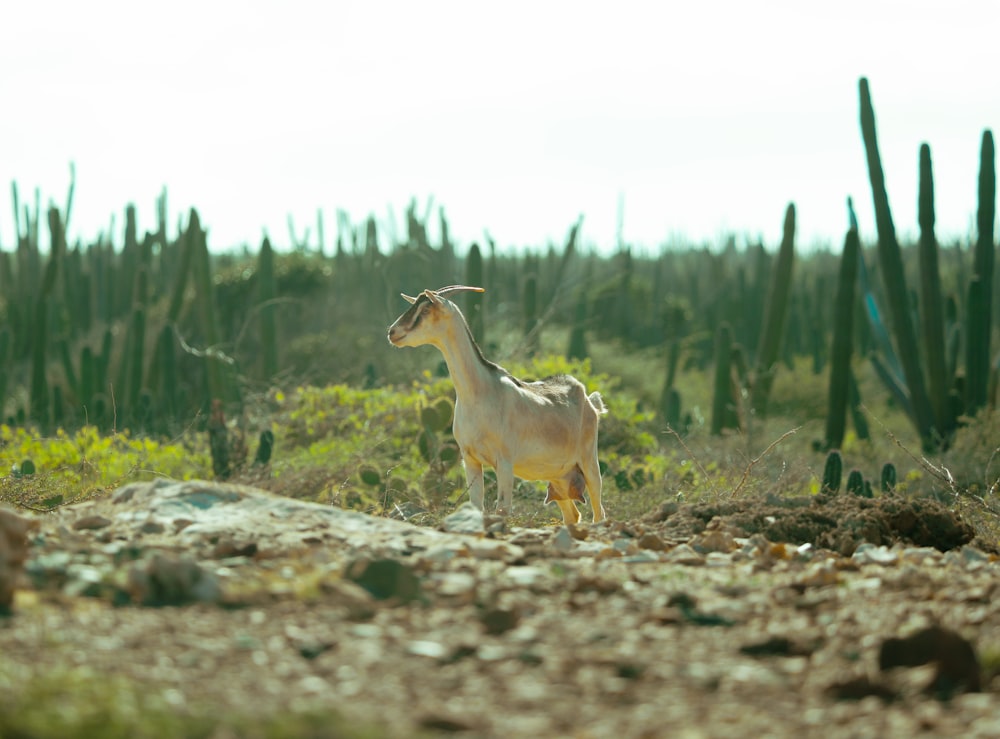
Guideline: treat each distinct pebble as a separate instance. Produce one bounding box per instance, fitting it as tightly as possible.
[852,543,899,566]
[442,502,484,535]
[665,544,705,566]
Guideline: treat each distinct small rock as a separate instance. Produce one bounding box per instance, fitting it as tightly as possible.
[346,558,422,603]
[442,502,485,535]
[879,625,981,698]
[435,572,477,599]
[620,550,660,563]
[690,529,737,554]
[852,543,898,566]
[479,607,520,635]
[551,526,575,553]
[665,543,705,566]
[140,520,166,535]
[72,515,112,531]
[407,640,448,659]
[128,554,222,607]
[637,532,667,551]
[0,507,40,612]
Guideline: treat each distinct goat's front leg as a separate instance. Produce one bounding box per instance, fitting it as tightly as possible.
[496,460,514,516]
[464,456,485,512]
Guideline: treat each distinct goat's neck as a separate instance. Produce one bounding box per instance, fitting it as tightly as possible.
[435,317,493,401]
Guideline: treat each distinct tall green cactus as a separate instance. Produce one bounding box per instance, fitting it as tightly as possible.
[30,207,67,427]
[125,306,146,418]
[0,327,10,420]
[858,77,936,450]
[824,227,859,450]
[711,321,734,436]
[752,203,796,417]
[966,129,995,415]
[567,287,589,360]
[523,271,539,356]
[192,216,233,405]
[465,242,484,343]
[147,209,197,395]
[917,143,953,438]
[258,236,278,380]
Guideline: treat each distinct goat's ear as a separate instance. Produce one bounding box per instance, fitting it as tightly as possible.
[424,289,443,306]
[401,293,417,304]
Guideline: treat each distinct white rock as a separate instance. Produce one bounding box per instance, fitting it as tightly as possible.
[442,502,485,535]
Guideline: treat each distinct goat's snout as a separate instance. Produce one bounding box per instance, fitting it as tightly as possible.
[387,324,405,346]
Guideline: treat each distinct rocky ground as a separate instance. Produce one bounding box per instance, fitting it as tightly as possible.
[2,479,999,738]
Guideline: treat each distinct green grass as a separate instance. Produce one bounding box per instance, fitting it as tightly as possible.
[0,663,387,739]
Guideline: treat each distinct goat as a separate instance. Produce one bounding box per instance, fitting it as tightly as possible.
[387,285,607,524]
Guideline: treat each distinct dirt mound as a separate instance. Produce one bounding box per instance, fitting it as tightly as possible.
[645,492,977,555]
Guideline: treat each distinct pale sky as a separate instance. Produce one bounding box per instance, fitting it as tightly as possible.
[1,0,997,254]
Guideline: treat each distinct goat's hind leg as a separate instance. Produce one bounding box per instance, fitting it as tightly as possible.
[496,460,514,516]
[581,455,606,523]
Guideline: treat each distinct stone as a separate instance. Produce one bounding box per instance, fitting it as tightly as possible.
[442,502,485,535]
[0,507,39,612]
[72,515,112,531]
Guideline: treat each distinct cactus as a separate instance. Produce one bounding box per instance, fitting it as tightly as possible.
[845,468,866,497]
[465,242,485,343]
[917,143,953,440]
[847,368,871,441]
[126,306,146,418]
[258,236,278,380]
[752,203,796,417]
[858,77,937,451]
[154,324,178,425]
[208,399,231,480]
[966,130,995,415]
[824,226,859,450]
[0,327,10,419]
[147,210,197,396]
[660,386,682,430]
[567,287,589,361]
[523,272,539,356]
[710,322,734,436]
[192,217,237,405]
[880,462,898,494]
[30,207,68,427]
[822,450,843,494]
[358,465,381,487]
[254,429,274,466]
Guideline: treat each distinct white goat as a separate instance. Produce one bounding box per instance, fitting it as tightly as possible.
[387,285,607,524]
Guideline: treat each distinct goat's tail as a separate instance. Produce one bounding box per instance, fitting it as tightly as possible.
[588,391,608,415]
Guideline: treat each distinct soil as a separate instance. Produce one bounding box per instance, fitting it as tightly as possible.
[2,482,1000,738]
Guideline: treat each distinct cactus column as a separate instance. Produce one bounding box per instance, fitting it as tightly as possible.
[917,143,953,438]
[824,227,860,450]
[858,77,937,450]
[966,130,995,415]
[752,203,796,417]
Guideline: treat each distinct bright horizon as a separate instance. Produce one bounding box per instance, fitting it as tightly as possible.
[1,0,997,255]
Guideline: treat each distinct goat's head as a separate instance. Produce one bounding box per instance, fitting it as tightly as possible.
[387,285,484,348]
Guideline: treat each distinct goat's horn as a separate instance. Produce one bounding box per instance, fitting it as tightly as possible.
[401,293,418,304]
[434,285,485,296]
